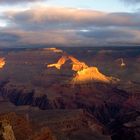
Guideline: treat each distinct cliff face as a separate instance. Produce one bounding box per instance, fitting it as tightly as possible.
[0,112,58,140]
[48,55,69,70]
[0,82,51,110]
[29,109,111,140]
[0,109,110,140]
[0,120,16,140]
[0,57,5,69]
[109,111,140,140]
[47,55,88,71]
[47,54,118,84]
[72,67,113,84]
[44,48,63,53]
[0,80,130,126]
[32,127,57,140]
[0,112,32,140]
[69,55,88,71]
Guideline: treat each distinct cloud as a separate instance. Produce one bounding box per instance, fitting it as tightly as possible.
[3,7,140,31]
[0,6,140,47]
[121,0,140,4]
[1,27,140,48]
[77,28,140,45]
[0,29,82,47]
[0,0,44,4]
[78,29,134,39]
[0,32,20,42]
[0,31,21,47]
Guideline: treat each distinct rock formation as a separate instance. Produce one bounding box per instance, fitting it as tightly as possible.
[116,58,126,67]
[0,120,16,140]
[72,67,113,84]
[48,55,69,70]
[32,127,57,140]
[69,55,88,71]
[0,57,6,69]
[0,112,33,140]
[44,48,63,53]
[110,111,140,140]
[47,54,118,84]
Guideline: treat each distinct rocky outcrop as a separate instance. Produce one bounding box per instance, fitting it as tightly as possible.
[48,55,69,70]
[0,57,5,69]
[0,80,130,126]
[0,112,59,140]
[31,127,57,140]
[0,82,51,110]
[27,109,110,140]
[0,112,32,140]
[0,120,16,140]
[44,48,63,53]
[47,55,88,71]
[109,111,140,140]
[47,54,118,84]
[71,67,119,84]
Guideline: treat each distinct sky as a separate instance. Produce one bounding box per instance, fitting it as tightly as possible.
[0,0,140,47]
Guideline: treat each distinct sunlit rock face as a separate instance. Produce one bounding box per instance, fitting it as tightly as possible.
[72,67,112,84]
[48,54,118,84]
[69,56,88,71]
[116,58,126,68]
[44,48,63,53]
[121,59,126,67]
[47,55,69,69]
[0,120,16,140]
[0,57,6,69]
[47,55,88,71]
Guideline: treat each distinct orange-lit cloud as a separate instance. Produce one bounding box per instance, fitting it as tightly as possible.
[3,7,140,29]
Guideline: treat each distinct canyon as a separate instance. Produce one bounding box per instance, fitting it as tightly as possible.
[0,47,139,140]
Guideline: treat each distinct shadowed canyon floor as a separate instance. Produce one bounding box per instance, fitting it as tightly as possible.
[0,47,140,140]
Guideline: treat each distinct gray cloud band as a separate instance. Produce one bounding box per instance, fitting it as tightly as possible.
[0,7,140,47]
[121,0,140,4]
